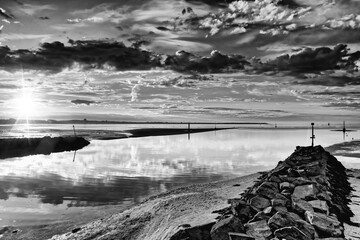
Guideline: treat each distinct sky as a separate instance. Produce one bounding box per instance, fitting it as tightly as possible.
[0,0,360,124]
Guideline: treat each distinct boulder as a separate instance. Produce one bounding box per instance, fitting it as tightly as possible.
[228,232,255,240]
[279,182,295,192]
[245,220,272,240]
[308,200,329,215]
[317,191,332,202]
[292,197,314,215]
[274,226,308,240]
[210,215,244,240]
[170,222,215,240]
[248,212,269,223]
[293,184,318,200]
[228,198,247,216]
[305,211,343,237]
[268,211,315,238]
[250,196,271,210]
[263,206,272,215]
[271,198,288,208]
[254,182,279,199]
[292,177,314,186]
[237,205,257,223]
[268,211,301,230]
[295,219,316,239]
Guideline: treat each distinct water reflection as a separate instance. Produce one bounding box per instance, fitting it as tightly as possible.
[0,128,358,226]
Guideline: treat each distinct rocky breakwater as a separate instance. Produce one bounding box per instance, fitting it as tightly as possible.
[170,145,353,240]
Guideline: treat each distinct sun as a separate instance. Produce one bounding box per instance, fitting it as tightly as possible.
[13,88,38,119]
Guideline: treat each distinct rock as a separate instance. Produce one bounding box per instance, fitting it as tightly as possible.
[268,175,281,183]
[310,175,330,187]
[298,161,325,176]
[271,198,288,208]
[292,177,314,186]
[268,211,301,230]
[280,189,291,197]
[237,205,257,223]
[305,211,343,237]
[248,212,269,223]
[272,206,287,212]
[254,182,279,199]
[210,215,244,240]
[250,196,271,210]
[228,232,255,240]
[228,198,247,216]
[295,219,316,239]
[317,191,332,202]
[274,226,308,240]
[292,197,314,215]
[308,199,329,215]
[170,222,215,240]
[293,184,318,200]
[245,220,272,240]
[279,182,295,192]
[263,206,272,215]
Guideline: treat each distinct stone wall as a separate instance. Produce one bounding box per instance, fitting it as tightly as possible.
[170,146,353,240]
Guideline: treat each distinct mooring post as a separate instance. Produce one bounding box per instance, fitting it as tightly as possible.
[73,125,77,137]
[311,122,315,147]
[188,123,190,140]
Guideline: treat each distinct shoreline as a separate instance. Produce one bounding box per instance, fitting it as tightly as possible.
[0,137,359,239]
[2,166,360,239]
[0,173,262,240]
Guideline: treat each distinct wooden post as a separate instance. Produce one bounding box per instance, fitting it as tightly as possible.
[311,123,315,147]
[73,125,77,137]
[188,123,190,140]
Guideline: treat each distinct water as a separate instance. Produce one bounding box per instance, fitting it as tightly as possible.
[0,127,359,228]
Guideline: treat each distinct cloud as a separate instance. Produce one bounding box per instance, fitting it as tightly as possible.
[253,44,359,73]
[164,49,250,73]
[130,84,141,102]
[184,0,236,7]
[71,99,97,105]
[17,3,56,16]
[0,39,161,73]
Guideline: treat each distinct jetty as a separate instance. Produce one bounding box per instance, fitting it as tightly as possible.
[171,145,353,240]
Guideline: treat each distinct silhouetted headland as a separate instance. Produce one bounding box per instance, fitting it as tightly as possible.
[0,136,90,159]
[98,127,232,140]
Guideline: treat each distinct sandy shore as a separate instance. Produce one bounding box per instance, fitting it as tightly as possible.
[45,173,261,240]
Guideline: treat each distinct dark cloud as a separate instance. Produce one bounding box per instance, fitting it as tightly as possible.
[39,16,50,20]
[164,50,250,73]
[253,44,359,73]
[71,99,97,105]
[184,0,236,7]
[0,39,162,73]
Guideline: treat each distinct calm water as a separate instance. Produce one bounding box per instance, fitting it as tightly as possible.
[0,127,359,227]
